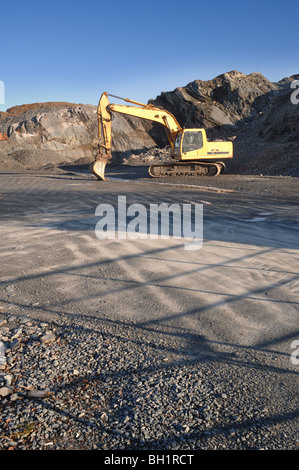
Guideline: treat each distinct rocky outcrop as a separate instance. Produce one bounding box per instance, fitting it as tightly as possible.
[150,71,278,131]
[0,102,158,169]
[0,103,95,168]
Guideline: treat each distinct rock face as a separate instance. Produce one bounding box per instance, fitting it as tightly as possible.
[0,102,158,169]
[150,71,278,130]
[0,71,298,175]
[243,76,299,176]
[258,77,299,143]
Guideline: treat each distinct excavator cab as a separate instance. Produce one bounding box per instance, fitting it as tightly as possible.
[174,130,204,158]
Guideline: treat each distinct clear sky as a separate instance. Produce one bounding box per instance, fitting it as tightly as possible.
[0,0,298,111]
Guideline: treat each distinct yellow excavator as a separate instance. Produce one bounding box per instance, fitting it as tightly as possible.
[90,92,233,180]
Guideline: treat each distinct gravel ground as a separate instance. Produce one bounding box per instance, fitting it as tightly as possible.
[0,169,298,452]
[0,311,298,451]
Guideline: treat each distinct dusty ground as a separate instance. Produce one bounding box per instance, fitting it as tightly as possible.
[0,165,298,450]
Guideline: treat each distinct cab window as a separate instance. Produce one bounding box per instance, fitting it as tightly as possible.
[174,133,182,148]
[174,132,182,155]
[182,131,203,153]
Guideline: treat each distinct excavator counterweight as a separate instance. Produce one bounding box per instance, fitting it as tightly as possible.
[90,92,233,180]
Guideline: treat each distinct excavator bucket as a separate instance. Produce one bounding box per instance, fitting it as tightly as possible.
[89,155,108,181]
[90,92,112,181]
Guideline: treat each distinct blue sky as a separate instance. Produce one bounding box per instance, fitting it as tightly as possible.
[0,0,298,111]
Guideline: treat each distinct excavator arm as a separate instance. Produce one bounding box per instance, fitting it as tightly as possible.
[90,92,182,180]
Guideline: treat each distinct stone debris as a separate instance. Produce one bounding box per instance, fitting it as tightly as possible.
[0,312,298,451]
[40,332,56,344]
[4,285,14,293]
[123,145,173,165]
[0,386,13,397]
[26,390,53,399]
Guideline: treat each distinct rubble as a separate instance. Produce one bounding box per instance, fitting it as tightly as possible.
[122,145,173,165]
[0,311,297,450]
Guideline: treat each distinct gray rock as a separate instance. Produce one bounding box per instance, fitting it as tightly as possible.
[0,386,13,397]
[40,332,56,344]
[9,337,21,350]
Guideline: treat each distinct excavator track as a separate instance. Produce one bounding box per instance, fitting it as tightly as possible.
[148,161,225,178]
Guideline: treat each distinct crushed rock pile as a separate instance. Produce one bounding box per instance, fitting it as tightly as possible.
[122,146,173,165]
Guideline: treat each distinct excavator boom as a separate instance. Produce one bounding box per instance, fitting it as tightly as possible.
[107,98,182,147]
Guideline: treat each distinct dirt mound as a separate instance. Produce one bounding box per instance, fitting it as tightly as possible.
[0,102,81,121]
